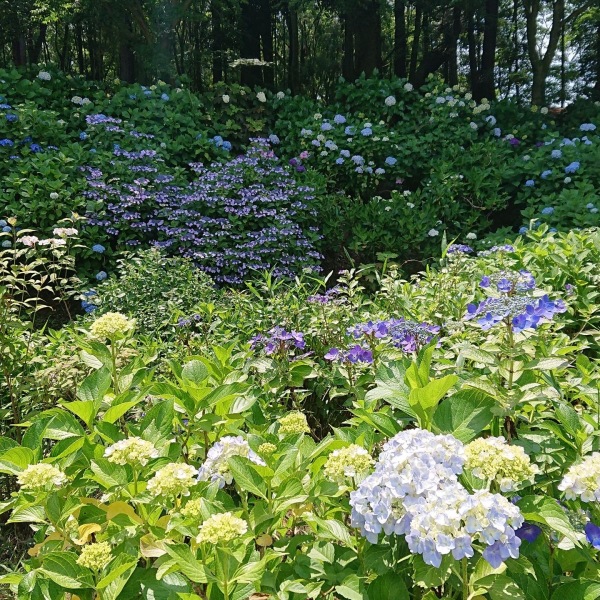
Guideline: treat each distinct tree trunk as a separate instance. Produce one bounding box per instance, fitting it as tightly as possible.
[394,0,407,77]
[342,12,355,80]
[408,4,422,81]
[594,18,600,100]
[240,0,273,88]
[30,24,47,64]
[479,0,499,100]
[212,0,224,83]
[525,0,564,105]
[354,0,382,77]
[448,5,461,86]
[467,9,479,94]
[11,34,27,66]
[286,5,300,93]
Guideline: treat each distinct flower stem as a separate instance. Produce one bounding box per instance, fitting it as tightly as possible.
[462,557,469,600]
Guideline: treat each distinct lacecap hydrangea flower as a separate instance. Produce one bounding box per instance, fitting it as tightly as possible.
[76,541,113,571]
[104,437,159,466]
[558,453,600,502]
[324,444,374,484]
[17,463,67,491]
[465,437,538,491]
[278,411,310,435]
[197,512,248,544]
[147,463,197,497]
[90,312,134,340]
[197,436,265,487]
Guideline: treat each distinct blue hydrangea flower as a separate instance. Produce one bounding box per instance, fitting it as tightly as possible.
[375,168,385,175]
[516,523,542,543]
[580,123,597,132]
[1,240,11,248]
[551,149,562,159]
[96,271,108,281]
[344,126,356,136]
[92,244,105,253]
[585,522,600,549]
[565,162,580,174]
[334,114,346,125]
[6,114,18,122]
[222,141,232,151]
[321,122,333,132]
[79,132,88,140]
[30,143,43,153]
[525,180,535,187]
[0,220,7,227]
[541,170,552,179]
[335,157,344,165]
[361,127,373,136]
[385,156,397,166]
[351,155,365,166]
[2,225,11,232]
[340,149,351,158]
[493,128,502,137]
[0,139,13,146]
[519,226,528,234]
[161,93,169,101]
[541,207,554,215]
[268,134,280,144]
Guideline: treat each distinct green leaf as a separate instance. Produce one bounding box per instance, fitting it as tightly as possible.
[368,572,409,600]
[551,582,600,600]
[525,357,569,371]
[61,401,98,429]
[408,375,458,412]
[365,361,412,414]
[518,495,583,546]
[459,346,497,366]
[39,552,94,589]
[432,389,496,442]
[96,555,138,600]
[163,544,212,583]
[228,456,268,499]
[77,367,112,402]
[0,446,34,474]
[182,360,209,385]
[335,574,365,600]
[350,408,402,437]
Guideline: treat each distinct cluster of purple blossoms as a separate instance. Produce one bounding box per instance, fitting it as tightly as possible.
[176,314,202,328]
[251,326,306,355]
[348,318,440,353]
[324,345,373,364]
[447,244,473,254]
[307,286,343,305]
[84,135,322,285]
[466,270,567,332]
[477,244,515,257]
[480,270,536,294]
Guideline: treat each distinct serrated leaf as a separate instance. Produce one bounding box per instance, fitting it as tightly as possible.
[182,360,209,385]
[39,552,94,589]
[228,456,268,499]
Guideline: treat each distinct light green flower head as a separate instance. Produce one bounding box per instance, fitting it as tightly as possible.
[17,463,67,491]
[324,444,374,485]
[147,463,197,497]
[197,512,248,544]
[465,437,538,491]
[76,541,113,571]
[90,312,135,340]
[104,436,158,466]
[278,411,310,436]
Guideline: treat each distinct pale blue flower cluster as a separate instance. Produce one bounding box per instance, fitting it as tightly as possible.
[350,429,523,568]
[198,436,265,488]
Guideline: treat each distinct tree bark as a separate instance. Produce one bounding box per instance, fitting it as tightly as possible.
[479,0,499,99]
[408,4,422,82]
[212,0,224,83]
[393,0,407,77]
[342,11,355,80]
[286,5,300,93]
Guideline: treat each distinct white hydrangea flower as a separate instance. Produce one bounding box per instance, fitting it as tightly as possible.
[428,229,439,237]
[90,312,134,340]
[147,463,197,497]
[50,192,59,200]
[104,437,159,466]
[222,94,230,104]
[256,91,267,103]
[20,236,39,247]
[559,453,600,502]
[18,463,67,491]
[404,83,413,92]
[385,96,396,106]
[198,436,265,487]
[53,227,78,237]
[466,232,477,240]
[465,437,538,491]
[324,445,374,484]
[197,512,248,544]
[276,91,285,99]
[38,71,51,81]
